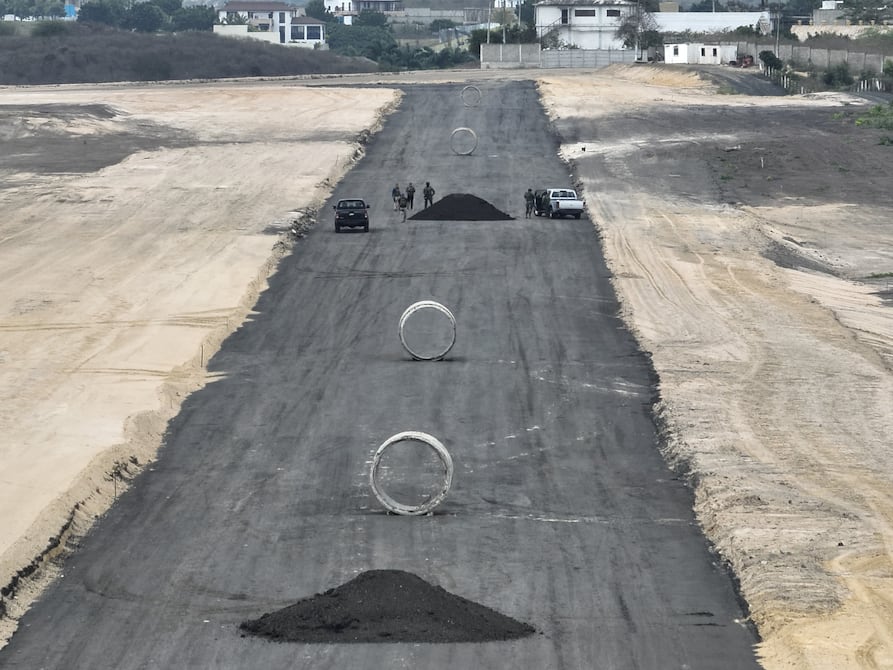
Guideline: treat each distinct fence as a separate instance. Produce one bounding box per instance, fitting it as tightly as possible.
[762,65,893,94]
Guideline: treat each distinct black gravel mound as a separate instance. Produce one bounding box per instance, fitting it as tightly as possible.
[239,569,535,643]
[409,193,514,221]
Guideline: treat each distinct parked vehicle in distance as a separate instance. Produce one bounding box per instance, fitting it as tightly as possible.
[333,198,370,233]
[533,188,585,219]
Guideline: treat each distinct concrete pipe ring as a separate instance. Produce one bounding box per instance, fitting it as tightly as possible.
[370,431,454,516]
[450,127,478,156]
[398,300,456,361]
[461,85,482,107]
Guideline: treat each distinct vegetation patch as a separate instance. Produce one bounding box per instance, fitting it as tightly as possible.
[855,101,893,131]
[0,23,375,84]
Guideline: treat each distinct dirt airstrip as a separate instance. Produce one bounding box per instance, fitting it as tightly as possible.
[1,67,892,669]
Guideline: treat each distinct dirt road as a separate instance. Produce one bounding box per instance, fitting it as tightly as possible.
[1,66,892,669]
[0,79,760,668]
[0,83,399,630]
[540,66,893,669]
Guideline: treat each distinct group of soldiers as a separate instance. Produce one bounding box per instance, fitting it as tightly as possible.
[391,182,435,221]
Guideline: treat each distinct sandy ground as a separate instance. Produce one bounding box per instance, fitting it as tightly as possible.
[538,66,893,669]
[1,66,892,669]
[0,82,399,632]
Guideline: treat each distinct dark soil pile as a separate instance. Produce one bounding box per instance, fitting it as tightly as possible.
[240,569,535,644]
[409,193,514,221]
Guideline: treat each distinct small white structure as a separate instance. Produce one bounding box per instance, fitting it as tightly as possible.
[535,0,636,50]
[664,42,737,64]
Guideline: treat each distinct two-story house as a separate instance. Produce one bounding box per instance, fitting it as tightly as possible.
[535,0,636,50]
[216,2,326,47]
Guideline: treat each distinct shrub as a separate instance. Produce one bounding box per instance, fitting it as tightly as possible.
[822,62,854,87]
[854,101,893,130]
[759,49,783,70]
[429,19,456,32]
[31,21,70,37]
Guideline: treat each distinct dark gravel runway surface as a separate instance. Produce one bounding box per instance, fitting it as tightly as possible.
[0,81,761,669]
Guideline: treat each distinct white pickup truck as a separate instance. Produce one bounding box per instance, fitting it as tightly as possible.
[533,188,585,219]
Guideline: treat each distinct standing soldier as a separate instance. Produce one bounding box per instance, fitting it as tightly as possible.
[422,182,435,208]
[405,182,416,209]
[397,192,409,221]
[391,183,401,211]
[524,188,535,218]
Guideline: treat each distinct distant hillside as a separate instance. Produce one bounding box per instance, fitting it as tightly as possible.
[0,23,376,85]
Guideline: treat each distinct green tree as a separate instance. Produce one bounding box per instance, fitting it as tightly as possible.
[759,49,784,69]
[171,4,214,30]
[784,0,820,19]
[327,23,396,59]
[843,0,893,23]
[126,1,165,31]
[688,0,727,10]
[77,0,126,26]
[10,0,34,18]
[616,8,658,52]
[354,10,387,27]
[152,0,180,15]
[31,19,70,34]
[429,18,456,32]
[518,0,535,27]
[304,0,332,21]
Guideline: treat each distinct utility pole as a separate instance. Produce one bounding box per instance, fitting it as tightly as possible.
[487,3,491,43]
[502,0,506,43]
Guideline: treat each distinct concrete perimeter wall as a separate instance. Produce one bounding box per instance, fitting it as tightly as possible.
[540,48,636,68]
[480,43,542,68]
[791,24,893,40]
[480,45,637,68]
[727,40,892,72]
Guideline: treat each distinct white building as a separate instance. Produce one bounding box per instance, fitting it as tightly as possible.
[535,0,636,50]
[215,2,326,47]
[663,42,737,64]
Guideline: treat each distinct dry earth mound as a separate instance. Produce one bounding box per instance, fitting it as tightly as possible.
[240,569,535,643]
[409,193,514,221]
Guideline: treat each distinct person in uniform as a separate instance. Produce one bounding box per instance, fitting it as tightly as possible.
[422,182,435,208]
[398,193,409,221]
[391,183,401,211]
[406,182,416,209]
[524,188,535,218]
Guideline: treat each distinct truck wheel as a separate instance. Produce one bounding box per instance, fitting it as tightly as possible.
[549,208,556,219]
[574,213,581,219]
[335,223,341,233]
[364,223,369,232]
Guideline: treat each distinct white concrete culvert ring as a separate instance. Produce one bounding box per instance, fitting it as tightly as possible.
[398,300,456,361]
[450,127,478,156]
[461,85,482,107]
[370,431,454,516]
